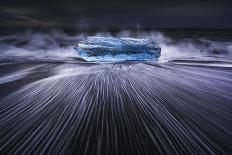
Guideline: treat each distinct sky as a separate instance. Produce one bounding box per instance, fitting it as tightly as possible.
[0,0,231,28]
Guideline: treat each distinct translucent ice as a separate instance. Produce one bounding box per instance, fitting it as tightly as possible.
[74,37,161,61]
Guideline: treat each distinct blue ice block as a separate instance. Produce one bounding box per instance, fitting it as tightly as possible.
[74,37,161,61]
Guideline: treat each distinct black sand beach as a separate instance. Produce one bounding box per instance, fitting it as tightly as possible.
[1,58,232,154]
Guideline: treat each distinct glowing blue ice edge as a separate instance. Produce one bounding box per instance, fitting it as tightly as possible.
[74,36,161,61]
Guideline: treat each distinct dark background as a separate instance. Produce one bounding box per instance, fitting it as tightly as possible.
[0,0,232,28]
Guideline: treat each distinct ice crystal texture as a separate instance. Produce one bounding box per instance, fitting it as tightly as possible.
[74,37,161,61]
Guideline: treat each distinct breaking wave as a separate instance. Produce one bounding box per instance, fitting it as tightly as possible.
[0,29,231,62]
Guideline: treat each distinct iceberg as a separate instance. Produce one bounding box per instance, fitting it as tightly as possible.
[74,37,161,61]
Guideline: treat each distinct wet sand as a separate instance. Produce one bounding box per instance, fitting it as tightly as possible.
[0,60,232,154]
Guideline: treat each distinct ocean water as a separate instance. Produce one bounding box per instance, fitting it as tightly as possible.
[0,28,231,63]
[0,28,232,154]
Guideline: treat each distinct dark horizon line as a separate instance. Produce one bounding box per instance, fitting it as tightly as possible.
[1,26,232,30]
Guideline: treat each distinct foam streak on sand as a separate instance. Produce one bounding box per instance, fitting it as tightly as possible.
[0,61,232,155]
